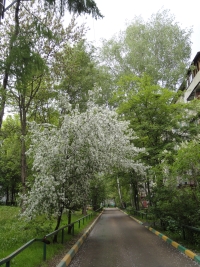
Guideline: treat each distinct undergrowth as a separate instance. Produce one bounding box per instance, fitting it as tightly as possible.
[126,209,200,254]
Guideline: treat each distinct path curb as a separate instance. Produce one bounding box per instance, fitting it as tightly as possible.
[128,213,200,265]
[56,211,103,267]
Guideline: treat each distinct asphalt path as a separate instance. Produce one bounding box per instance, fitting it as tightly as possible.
[68,208,199,267]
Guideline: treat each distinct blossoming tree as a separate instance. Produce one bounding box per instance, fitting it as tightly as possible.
[22,97,146,233]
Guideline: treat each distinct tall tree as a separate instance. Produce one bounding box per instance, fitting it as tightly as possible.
[0,1,86,193]
[52,41,100,112]
[117,75,178,165]
[116,74,200,203]
[100,9,192,91]
[0,0,21,128]
[0,0,103,127]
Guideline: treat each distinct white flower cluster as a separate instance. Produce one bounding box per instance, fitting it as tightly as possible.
[22,103,146,218]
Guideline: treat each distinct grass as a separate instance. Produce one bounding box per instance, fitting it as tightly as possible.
[0,206,99,267]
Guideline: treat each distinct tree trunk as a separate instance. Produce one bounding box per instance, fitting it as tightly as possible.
[0,74,7,129]
[133,187,139,211]
[0,0,21,129]
[53,207,63,243]
[21,135,27,194]
[0,0,4,22]
[68,209,72,234]
[129,183,134,208]
[19,97,27,196]
[130,174,139,211]
[117,178,124,209]
[6,186,9,204]
[147,179,152,206]
[92,196,99,211]
[11,186,15,205]
[82,204,87,215]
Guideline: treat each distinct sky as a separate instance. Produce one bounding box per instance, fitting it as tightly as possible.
[74,0,200,61]
[3,0,199,60]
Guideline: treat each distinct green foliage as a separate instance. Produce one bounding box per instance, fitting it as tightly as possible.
[44,0,103,19]
[58,41,113,112]
[172,140,200,184]
[151,186,200,227]
[116,74,178,166]
[114,74,200,214]
[100,9,192,90]
[5,31,47,87]
[54,41,100,112]
[89,175,106,210]
[0,115,21,201]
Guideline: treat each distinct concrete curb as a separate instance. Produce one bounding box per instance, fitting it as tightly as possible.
[128,213,200,265]
[56,211,103,267]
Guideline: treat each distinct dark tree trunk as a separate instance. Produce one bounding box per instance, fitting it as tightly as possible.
[6,187,9,204]
[20,128,27,195]
[133,188,139,211]
[19,94,27,198]
[82,204,87,215]
[130,173,139,211]
[0,0,21,129]
[68,209,72,234]
[129,183,134,208]
[133,183,139,211]
[0,0,4,21]
[147,179,152,206]
[11,187,15,205]
[0,74,7,129]
[53,207,63,243]
[117,178,125,209]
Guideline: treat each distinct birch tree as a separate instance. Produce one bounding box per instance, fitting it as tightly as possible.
[100,9,192,91]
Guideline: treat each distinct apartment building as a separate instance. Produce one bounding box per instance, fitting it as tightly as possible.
[178,51,200,102]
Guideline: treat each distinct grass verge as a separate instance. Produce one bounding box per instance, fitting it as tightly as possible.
[0,206,99,267]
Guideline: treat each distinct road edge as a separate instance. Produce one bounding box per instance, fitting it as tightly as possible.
[56,211,103,267]
[121,210,200,265]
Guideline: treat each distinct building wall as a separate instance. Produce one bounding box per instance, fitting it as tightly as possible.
[184,71,200,102]
[178,51,200,103]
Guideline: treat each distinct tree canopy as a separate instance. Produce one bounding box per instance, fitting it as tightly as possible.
[100,9,192,90]
[44,0,103,18]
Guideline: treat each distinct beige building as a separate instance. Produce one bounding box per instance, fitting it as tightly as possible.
[178,51,200,102]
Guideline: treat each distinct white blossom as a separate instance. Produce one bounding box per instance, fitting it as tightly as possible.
[22,99,147,219]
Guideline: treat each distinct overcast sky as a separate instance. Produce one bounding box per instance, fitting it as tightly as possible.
[4,0,199,60]
[76,0,200,61]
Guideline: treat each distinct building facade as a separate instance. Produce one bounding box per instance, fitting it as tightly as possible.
[178,52,200,102]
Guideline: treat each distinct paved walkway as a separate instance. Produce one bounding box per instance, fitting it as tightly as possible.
[68,208,199,267]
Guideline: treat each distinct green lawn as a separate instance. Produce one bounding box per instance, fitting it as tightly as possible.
[0,206,98,267]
